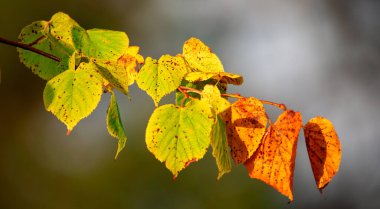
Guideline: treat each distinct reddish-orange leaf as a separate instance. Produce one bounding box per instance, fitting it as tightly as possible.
[245,110,302,201]
[304,116,341,191]
[221,97,267,164]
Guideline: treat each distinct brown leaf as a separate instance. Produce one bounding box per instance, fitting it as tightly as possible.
[221,97,267,164]
[245,110,302,201]
[304,116,341,191]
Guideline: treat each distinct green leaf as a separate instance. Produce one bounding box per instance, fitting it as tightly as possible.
[107,91,127,159]
[185,72,243,86]
[201,84,231,115]
[93,59,130,95]
[182,37,224,73]
[146,100,214,178]
[137,55,188,106]
[212,116,233,180]
[84,29,129,60]
[18,12,87,80]
[43,62,103,132]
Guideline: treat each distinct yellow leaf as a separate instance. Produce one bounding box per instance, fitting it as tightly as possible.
[221,97,267,164]
[304,116,341,191]
[118,46,144,86]
[245,110,302,201]
[183,37,224,72]
[185,72,243,85]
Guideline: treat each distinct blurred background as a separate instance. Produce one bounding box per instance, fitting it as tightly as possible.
[1,0,379,208]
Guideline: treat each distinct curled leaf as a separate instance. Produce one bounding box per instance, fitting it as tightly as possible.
[107,91,127,159]
[117,46,144,86]
[183,37,224,72]
[145,100,214,178]
[245,110,302,201]
[185,72,243,85]
[221,97,267,164]
[211,116,233,180]
[304,116,341,191]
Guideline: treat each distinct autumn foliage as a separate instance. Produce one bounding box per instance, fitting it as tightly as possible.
[3,12,342,202]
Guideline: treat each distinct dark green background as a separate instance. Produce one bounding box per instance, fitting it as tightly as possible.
[1,1,379,209]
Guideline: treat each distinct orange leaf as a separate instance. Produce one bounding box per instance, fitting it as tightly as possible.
[221,97,267,164]
[304,116,341,191]
[245,110,302,201]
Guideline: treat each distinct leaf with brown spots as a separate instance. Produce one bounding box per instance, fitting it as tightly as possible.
[18,12,84,80]
[182,37,224,73]
[245,110,302,201]
[145,100,214,178]
[43,61,103,132]
[221,97,267,164]
[117,46,144,86]
[136,55,189,106]
[304,116,341,191]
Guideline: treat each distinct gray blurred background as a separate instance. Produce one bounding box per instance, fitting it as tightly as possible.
[0,0,379,208]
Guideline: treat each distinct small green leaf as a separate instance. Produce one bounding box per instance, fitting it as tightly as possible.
[107,91,127,159]
[137,55,188,106]
[146,100,214,178]
[43,62,103,132]
[85,29,129,60]
[18,12,87,80]
[212,116,233,180]
[185,72,243,86]
[182,37,224,73]
[201,84,231,115]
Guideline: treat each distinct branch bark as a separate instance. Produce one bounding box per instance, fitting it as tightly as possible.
[0,36,60,62]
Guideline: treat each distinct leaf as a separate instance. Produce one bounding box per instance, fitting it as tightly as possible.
[185,72,243,85]
[201,84,230,115]
[18,12,86,80]
[117,46,144,86]
[145,100,214,178]
[107,91,127,159]
[221,97,267,164]
[182,37,224,72]
[84,29,129,59]
[245,110,303,201]
[304,116,341,191]
[211,116,233,180]
[43,61,103,132]
[93,59,130,95]
[136,55,188,106]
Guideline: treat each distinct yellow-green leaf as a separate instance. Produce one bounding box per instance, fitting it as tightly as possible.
[107,91,127,159]
[182,37,224,73]
[43,61,103,132]
[211,116,233,180]
[137,55,188,106]
[85,29,129,60]
[93,59,130,95]
[185,72,243,85]
[18,12,86,80]
[146,100,214,178]
[201,84,231,115]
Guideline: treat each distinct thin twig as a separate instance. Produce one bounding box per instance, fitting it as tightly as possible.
[178,86,202,95]
[0,36,60,62]
[260,99,287,111]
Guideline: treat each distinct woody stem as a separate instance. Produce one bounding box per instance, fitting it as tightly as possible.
[0,36,60,62]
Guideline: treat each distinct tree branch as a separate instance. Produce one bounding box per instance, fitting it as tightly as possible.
[0,36,60,62]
